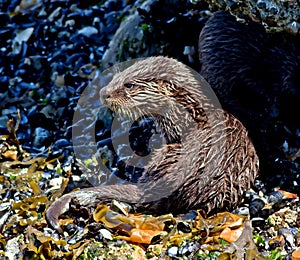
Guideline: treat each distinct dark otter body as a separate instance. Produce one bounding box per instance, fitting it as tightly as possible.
[199,11,300,187]
[200,11,300,118]
[46,57,258,232]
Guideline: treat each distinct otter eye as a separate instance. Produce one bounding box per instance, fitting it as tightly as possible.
[124,83,135,89]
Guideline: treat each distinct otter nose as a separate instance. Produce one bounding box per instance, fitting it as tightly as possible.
[100,88,110,104]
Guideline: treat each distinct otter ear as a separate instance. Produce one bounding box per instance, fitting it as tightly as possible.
[124,83,135,89]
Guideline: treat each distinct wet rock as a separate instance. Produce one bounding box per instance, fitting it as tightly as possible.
[2,107,18,116]
[11,13,37,29]
[278,228,295,249]
[52,139,70,150]
[29,55,47,71]
[0,115,9,129]
[249,197,266,216]
[0,27,13,39]
[33,127,51,148]
[99,228,113,240]
[267,190,284,204]
[102,0,157,68]
[251,217,265,227]
[178,241,201,255]
[0,75,10,85]
[168,246,178,257]
[48,7,62,22]
[177,221,192,233]
[78,26,98,38]
[233,206,250,216]
[5,235,23,260]
[11,27,34,55]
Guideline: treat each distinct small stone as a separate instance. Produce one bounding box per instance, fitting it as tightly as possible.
[249,197,265,216]
[2,107,17,116]
[78,26,98,38]
[282,140,289,153]
[0,115,9,128]
[183,46,195,63]
[12,27,34,55]
[181,210,198,220]
[233,206,250,216]
[65,19,75,27]
[278,228,295,249]
[29,55,46,71]
[33,127,50,147]
[251,217,265,227]
[48,7,62,22]
[49,177,63,189]
[268,191,284,204]
[71,175,81,182]
[168,246,178,257]
[5,235,24,260]
[99,229,113,240]
[177,221,192,233]
[53,139,70,150]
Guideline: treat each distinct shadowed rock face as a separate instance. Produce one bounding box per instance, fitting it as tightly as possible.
[46,56,258,232]
[199,11,300,186]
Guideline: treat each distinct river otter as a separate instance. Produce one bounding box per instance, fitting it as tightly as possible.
[46,56,258,232]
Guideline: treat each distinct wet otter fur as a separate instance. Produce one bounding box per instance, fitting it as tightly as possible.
[199,11,300,186]
[200,11,300,121]
[46,56,258,232]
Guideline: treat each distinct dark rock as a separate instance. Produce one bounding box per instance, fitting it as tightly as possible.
[268,191,284,204]
[0,76,10,85]
[0,12,10,26]
[251,217,265,227]
[29,55,47,71]
[52,139,70,150]
[1,108,18,123]
[28,112,55,131]
[0,115,9,129]
[33,127,51,148]
[177,222,192,233]
[249,198,265,216]
[11,13,36,29]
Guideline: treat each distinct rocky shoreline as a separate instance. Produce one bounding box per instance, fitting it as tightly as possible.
[0,0,300,259]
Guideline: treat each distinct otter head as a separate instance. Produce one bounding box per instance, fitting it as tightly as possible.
[100,56,217,142]
[100,56,190,118]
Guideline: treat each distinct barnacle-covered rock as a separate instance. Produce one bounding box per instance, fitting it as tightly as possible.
[198,0,300,34]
